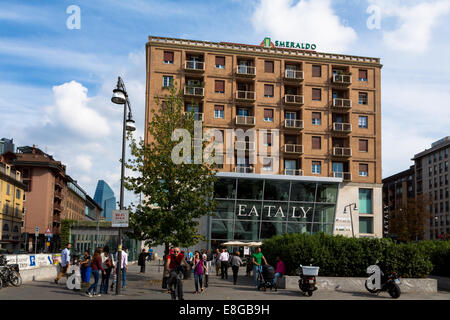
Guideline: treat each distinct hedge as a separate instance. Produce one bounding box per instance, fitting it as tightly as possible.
[261,233,435,278]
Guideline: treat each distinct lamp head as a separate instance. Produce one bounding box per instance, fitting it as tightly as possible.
[353,204,358,211]
[126,118,136,132]
[112,88,126,105]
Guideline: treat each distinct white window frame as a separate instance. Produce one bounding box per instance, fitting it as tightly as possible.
[162,76,173,87]
[312,163,321,174]
[358,116,368,128]
[214,109,224,119]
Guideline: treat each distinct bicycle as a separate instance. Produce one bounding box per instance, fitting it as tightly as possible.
[168,268,184,300]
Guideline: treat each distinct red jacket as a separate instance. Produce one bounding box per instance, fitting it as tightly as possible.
[91,255,104,272]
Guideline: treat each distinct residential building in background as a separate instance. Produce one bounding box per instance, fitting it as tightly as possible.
[86,194,103,222]
[93,180,116,221]
[65,176,88,221]
[0,138,14,155]
[145,36,383,249]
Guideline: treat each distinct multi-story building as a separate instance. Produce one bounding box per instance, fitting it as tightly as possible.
[65,176,89,221]
[413,137,450,240]
[0,138,14,155]
[86,194,103,221]
[0,152,25,252]
[93,180,116,221]
[145,36,383,248]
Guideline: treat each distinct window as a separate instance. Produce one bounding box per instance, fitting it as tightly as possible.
[263,157,273,171]
[215,80,225,93]
[312,65,321,77]
[359,188,373,214]
[312,161,321,174]
[312,112,321,125]
[359,217,373,234]
[263,109,274,122]
[215,56,225,69]
[312,88,321,101]
[358,116,368,128]
[359,92,368,105]
[312,136,321,150]
[264,84,274,97]
[163,51,174,64]
[359,164,368,177]
[2,224,9,232]
[359,139,368,152]
[359,69,368,81]
[6,184,10,195]
[162,75,173,87]
[214,105,224,119]
[264,60,274,73]
[264,132,272,146]
[16,189,21,199]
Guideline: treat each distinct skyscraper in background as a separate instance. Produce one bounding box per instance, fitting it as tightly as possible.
[0,138,14,155]
[93,180,117,221]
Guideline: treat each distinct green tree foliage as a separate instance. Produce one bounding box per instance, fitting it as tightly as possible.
[124,84,217,255]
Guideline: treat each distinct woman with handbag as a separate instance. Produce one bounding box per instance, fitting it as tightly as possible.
[99,245,114,294]
[193,251,206,294]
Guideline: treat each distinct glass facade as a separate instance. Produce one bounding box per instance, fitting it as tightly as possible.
[210,176,339,242]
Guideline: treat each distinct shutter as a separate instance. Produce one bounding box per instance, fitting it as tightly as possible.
[312,88,321,100]
[312,65,321,77]
[312,112,321,120]
[215,56,225,66]
[359,164,368,172]
[264,60,274,73]
[359,69,368,79]
[214,105,224,111]
[264,109,273,118]
[266,132,272,144]
[312,136,321,149]
[215,80,224,92]
[359,140,368,152]
[264,84,273,96]
[164,51,174,62]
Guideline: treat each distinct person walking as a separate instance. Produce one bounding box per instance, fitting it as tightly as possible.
[193,251,206,294]
[230,251,243,285]
[219,248,229,280]
[252,247,267,289]
[54,243,71,284]
[138,248,148,273]
[273,256,285,291]
[214,248,221,277]
[79,250,91,284]
[203,249,211,288]
[86,247,105,297]
[115,247,128,289]
[100,245,114,294]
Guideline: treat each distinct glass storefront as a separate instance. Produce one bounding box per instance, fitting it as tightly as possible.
[210,175,339,242]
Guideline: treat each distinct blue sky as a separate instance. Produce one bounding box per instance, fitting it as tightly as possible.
[1,0,450,206]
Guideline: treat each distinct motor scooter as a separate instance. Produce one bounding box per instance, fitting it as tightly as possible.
[365,260,401,299]
[297,258,319,297]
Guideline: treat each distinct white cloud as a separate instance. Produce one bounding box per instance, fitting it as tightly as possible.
[251,0,358,52]
[75,155,93,171]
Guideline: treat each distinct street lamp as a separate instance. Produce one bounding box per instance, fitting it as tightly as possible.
[111,76,135,295]
[343,203,358,237]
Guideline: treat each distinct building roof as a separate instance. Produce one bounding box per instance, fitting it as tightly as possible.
[412,136,450,160]
[13,145,66,174]
[382,165,415,184]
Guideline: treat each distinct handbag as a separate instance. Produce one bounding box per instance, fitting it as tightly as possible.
[105,254,113,268]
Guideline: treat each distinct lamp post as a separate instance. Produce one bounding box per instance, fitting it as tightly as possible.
[343,203,358,237]
[111,76,136,295]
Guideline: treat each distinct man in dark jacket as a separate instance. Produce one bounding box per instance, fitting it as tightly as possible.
[138,249,148,273]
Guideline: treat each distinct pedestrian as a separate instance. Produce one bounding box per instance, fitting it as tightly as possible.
[193,251,206,294]
[79,250,91,284]
[273,256,285,291]
[202,249,210,287]
[214,248,221,276]
[252,247,268,289]
[166,247,190,300]
[138,248,148,273]
[86,247,105,297]
[115,247,128,289]
[100,245,114,294]
[219,248,229,279]
[187,250,193,267]
[230,251,243,285]
[54,243,71,284]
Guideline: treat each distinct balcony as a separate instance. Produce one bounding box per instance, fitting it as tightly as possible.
[53,214,61,223]
[184,60,204,72]
[332,74,352,85]
[333,172,352,181]
[332,98,352,108]
[235,141,256,151]
[284,119,303,130]
[184,86,204,97]
[236,90,255,101]
[235,115,255,126]
[235,166,254,173]
[284,70,304,81]
[332,122,352,133]
[284,95,304,105]
[284,169,303,176]
[54,189,63,199]
[53,203,63,212]
[236,65,256,76]
[284,144,303,154]
[332,147,352,157]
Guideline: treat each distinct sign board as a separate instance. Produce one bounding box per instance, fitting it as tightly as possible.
[35,226,39,236]
[260,37,317,51]
[112,210,129,227]
[45,228,52,237]
[244,246,250,256]
[5,254,54,270]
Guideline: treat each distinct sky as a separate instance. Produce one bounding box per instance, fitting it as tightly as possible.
[1,0,449,206]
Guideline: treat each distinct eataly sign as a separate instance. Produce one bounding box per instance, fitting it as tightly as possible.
[237,204,312,218]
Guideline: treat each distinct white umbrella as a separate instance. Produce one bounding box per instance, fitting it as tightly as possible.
[222,241,247,246]
[246,242,263,247]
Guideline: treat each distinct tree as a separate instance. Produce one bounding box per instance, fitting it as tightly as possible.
[124,84,218,258]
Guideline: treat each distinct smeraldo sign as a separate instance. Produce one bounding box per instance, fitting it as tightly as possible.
[261,37,317,51]
[237,204,312,218]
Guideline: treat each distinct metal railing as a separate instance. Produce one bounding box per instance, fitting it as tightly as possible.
[284,144,303,154]
[235,115,255,125]
[236,65,256,75]
[332,122,352,132]
[184,60,204,70]
[183,112,204,121]
[332,74,352,84]
[284,119,303,129]
[235,141,256,151]
[284,169,303,176]
[284,69,304,80]
[284,95,304,104]
[236,90,255,100]
[332,147,352,157]
[235,166,254,173]
[333,172,352,181]
[184,86,204,96]
[332,98,352,108]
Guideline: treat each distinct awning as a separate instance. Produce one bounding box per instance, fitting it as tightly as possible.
[221,241,262,247]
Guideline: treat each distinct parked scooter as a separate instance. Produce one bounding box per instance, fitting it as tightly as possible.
[0,254,22,288]
[365,260,401,299]
[297,258,319,296]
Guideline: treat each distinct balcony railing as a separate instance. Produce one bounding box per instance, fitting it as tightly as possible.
[54,203,63,212]
[332,98,352,108]
[284,119,303,129]
[236,65,256,76]
[235,166,254,173]
[184,60,204,71]
[284,95,304,105]
[284,69,304,80]
[235,115,255,126]
[333,172,352,181]
[183,112,204,121]
[332,74,352,84]
[284,169,303,176]
[54,190,63,199]
[0,164,23,183]
[184,86,204,96]
[235,141,256,151]
[236,90,255,101]
[332,122,352,132]
[332,147,352,157]
[284,144,303,154]
[53,214,61,223]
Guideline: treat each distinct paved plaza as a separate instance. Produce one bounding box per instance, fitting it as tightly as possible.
[0,261,450,300]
